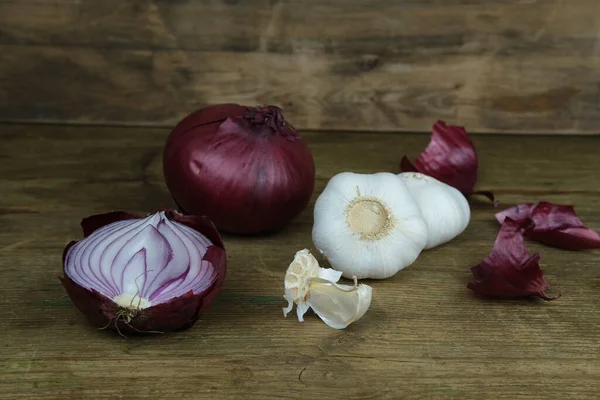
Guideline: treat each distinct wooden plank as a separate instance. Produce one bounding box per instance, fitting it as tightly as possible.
[1,123,600,399]
[2,1,600,53]
[1,0,600,132]
[1,45,600,133]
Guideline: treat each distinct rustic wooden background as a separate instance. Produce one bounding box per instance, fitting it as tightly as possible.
[2,0,600,134]
[2,2,600,399]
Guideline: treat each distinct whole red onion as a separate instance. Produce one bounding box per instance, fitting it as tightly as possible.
[162,104,315,234]
[60,210,226,335]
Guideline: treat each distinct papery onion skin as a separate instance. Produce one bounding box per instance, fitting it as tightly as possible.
[467,218,558,300]
[60,210,226,334]
[400,120,495,203]
[163,104,316,235]
[495,202,600,250]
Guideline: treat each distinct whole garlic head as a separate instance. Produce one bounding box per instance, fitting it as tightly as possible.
[283,249,372,329]
[312,172,429,280]
[398,172,471,249]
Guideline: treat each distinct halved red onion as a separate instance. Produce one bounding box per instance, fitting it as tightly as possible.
[60,210,226,335]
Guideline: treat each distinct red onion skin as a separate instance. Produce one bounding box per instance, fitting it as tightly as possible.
[400,120,496,204]
[170,103,248,139]
[162,104,316,235]
[495,202,600,250]
[467,218,558,301]
[60,210,227,334]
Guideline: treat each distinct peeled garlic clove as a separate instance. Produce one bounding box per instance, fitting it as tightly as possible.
[308,278,372,330]
[282,249,371,329]
[398,172,471,249]
[312,172,429,280]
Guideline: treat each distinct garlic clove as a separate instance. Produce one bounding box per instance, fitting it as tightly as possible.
[307,278,372,330]
[398,172,471,249]
[282,249,372,329]
[312,172,429,280]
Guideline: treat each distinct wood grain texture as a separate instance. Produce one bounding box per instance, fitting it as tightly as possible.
[1,0,600,133]
[1,123,600,399]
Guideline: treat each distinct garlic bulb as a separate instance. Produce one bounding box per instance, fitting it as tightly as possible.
[312,172,429,279]
[398,172,471,249]
[283,249,372,329]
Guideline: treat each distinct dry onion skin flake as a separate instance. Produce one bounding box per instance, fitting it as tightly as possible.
[283,249,372,329]
[312,172,429,280]
[495,201,600,250]
[467,218,559,300]
[400,120,495,203]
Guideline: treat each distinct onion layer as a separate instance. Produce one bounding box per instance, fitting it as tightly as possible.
[467,218,558,300]
[60,210,226,335]
[162,104,316,234]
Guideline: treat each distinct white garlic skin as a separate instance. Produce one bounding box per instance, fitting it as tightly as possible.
[312,172,429,280]
[398,172,470,249]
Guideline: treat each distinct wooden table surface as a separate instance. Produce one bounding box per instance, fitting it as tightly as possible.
[1,123,599,400]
